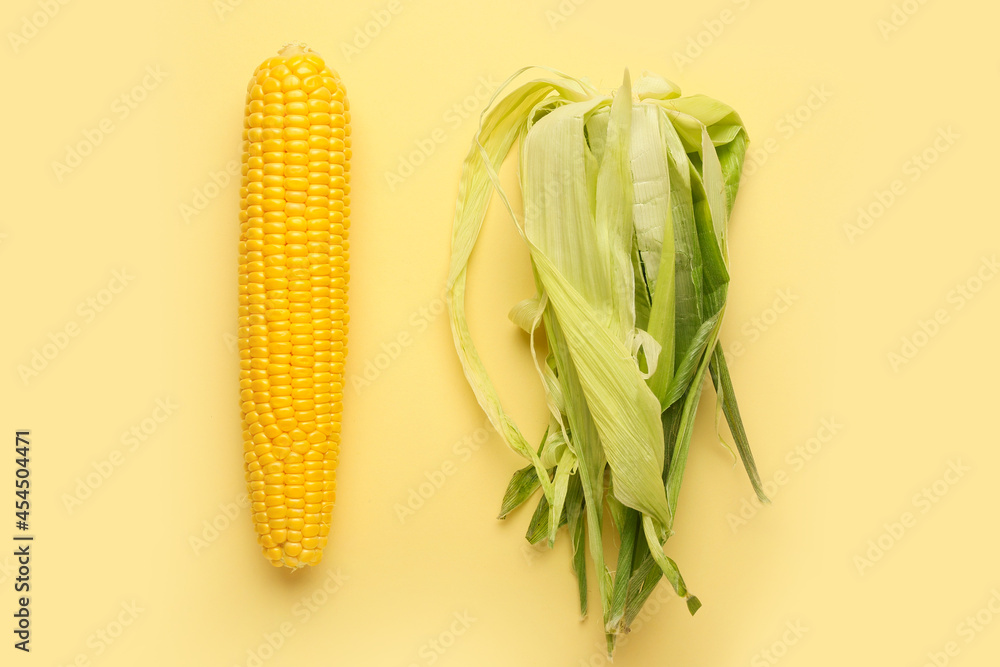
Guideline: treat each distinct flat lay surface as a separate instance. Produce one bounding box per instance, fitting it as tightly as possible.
[1,0,997,665]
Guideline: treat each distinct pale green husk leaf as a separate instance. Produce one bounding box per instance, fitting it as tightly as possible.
[446,66,762,656]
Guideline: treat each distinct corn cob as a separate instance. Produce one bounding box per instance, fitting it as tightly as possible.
[238,43,350,569]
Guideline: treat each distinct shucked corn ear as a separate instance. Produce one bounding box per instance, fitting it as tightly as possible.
[238,44,351,569]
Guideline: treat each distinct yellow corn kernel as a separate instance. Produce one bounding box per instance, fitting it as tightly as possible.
[240,43,349,570]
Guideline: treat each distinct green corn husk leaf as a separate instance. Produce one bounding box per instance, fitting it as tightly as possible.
[664,272,724,524]
[634,72,681,101]
[641,515,695,603]
[623,553,661,629]
[542,307,612,609]
[524,470,574,545]
[499,427,549,520]
[548,447,579,544]
[699,126,731,267]
[689,174,729,300]
[659,112,703,374]
[631,230,653,331]
[565,473,588,617]
[447,66,756,655]
[638,107,677,401]
[710,345,768,503]
[498,462,542,520]
[520,75,670,621]
[508,295,545,333]
[605,475,628,535]
[447,72,580,520]
[630,104,673,295]
[717,130,749,212]
[538,427,569,468]
[662,120,740,525]
[606,508,641,633]
[659,312,720,410]
[526,244,670,527]
[525,491,551,544]
[530,251,670,526]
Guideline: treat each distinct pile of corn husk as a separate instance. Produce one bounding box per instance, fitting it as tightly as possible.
[446,67,766,655]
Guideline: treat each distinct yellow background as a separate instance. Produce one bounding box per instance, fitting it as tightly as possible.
[2,0,998,665]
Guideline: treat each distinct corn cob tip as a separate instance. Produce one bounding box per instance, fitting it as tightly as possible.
[278,42,314,58]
